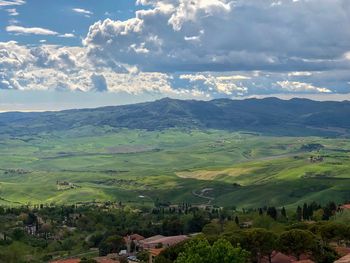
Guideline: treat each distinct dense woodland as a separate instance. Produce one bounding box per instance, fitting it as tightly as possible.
[0,200,350,263]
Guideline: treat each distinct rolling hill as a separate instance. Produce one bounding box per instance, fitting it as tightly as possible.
[1,97,350,136]
[1,97,350,208]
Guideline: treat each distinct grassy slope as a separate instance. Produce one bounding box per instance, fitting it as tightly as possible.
[0,128,349,208]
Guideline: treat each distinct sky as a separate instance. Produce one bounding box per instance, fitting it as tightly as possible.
[1,0,350,111]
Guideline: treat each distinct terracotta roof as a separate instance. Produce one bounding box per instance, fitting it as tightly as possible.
[340,204,350,209]
[50,259,80,263]
[94,257,120,263]
[270,252,294,263]
[149,248,165,256]
[261,251,312,263]
[334,246,350,257]
[142,235,188,247]
[124,233,145,242]
[140,235,165,243]
[335,253,350,263]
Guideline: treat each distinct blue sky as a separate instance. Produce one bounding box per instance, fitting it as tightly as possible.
[1,0,350,111]
[0,0,138,45]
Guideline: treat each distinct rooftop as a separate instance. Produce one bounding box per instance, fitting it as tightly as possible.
[335,253,350,263]
[50,259,80,263]
[340,204,350,210]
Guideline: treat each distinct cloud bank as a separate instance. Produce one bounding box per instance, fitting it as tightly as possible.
[1,0,350,99]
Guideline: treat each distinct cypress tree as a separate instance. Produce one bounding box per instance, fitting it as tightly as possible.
[235,216,239,225]
[302,203,308,220]
[281,207,287,218]
[296,206,302,221]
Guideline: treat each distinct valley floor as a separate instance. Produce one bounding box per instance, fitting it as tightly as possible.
[1,128,350,208]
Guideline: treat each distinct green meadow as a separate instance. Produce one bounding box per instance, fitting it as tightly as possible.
[0,128,350,208]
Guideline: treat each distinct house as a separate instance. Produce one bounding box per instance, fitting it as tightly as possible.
[50,259,81,263]
[339,204,350,210]
[139,235,164,249]
[94,256,120,263]
[140,235,188,249]
[335,253,350,263]
[124,233,145,253]
[261,251,314,263]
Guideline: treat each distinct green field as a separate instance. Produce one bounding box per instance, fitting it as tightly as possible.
[1,128,350,208]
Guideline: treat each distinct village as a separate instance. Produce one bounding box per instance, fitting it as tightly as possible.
[1,200,350,263]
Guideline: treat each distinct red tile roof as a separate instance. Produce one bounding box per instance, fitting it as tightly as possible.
[261,251,313,263]
[94,257,120,263]
[335,253,350,263]
[124,233,145,242]
[149,248,165,256]
[141,235,165,243]
[141,235,188,248]
[334,246,350,257]
[340,204,350,210]
[50,259,80,263]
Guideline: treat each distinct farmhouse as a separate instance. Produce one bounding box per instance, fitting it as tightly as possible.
[139,234,188,249]
[124,233,145,253]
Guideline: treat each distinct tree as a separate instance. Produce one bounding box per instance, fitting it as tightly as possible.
[281,207,287,218]
[175,237,249,263]
[235,216,239,225]
[162,216,184,235]
[296,206,302,221]
[98,235,125,256]
[137,250,150,262]
[322,202,337,220]
[266,207,277,220]
[154,240,189,263]
[12,228,25,241]
[303,203,309,220]
[175,237,212,263]
[0,242,27,263]
[202,222,221,236]
[259,208,263,216]
[319,222,349,244]
[187,212,208,233]
[242,228,278,263]
[279,229,317,260]
[210,238,249,263]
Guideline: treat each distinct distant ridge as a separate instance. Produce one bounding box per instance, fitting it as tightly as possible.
[1,97,350,136]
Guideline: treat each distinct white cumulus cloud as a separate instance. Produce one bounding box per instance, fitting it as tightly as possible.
[83,0,350,73]
[6,25,58,35]
[0,0,25,7]
[72,8,93,17]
